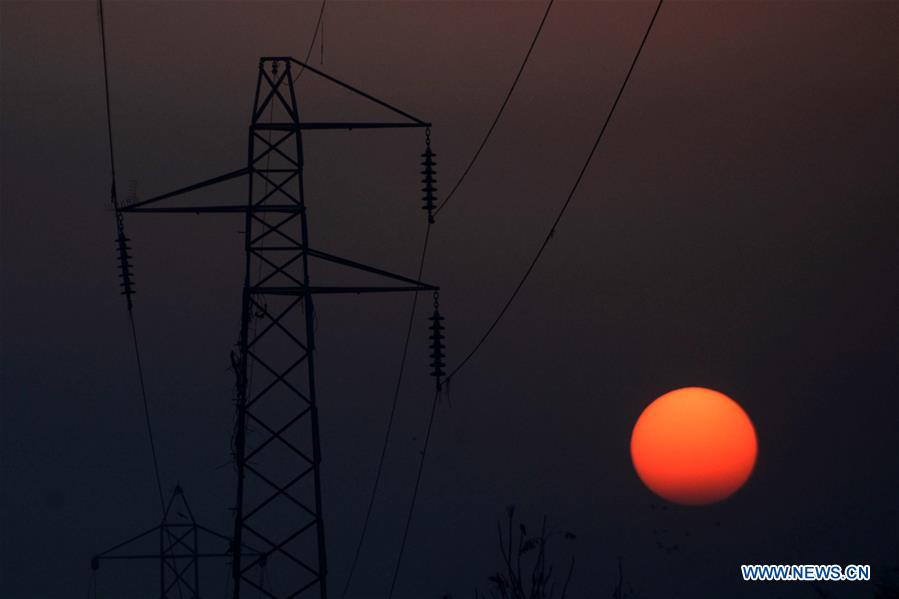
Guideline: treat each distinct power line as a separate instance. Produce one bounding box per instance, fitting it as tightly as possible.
[444,0,665,387]
[340,223,432,598]
[98,0,166,514]
[387,387,441,599]
[345,3,557,581]
[97,0,117,189]
[127,315,166,513]
[345,2,557,581]
[294,0,327,82]
[343,125,438,595]
[434,0,555,217]
[383,3,664,594]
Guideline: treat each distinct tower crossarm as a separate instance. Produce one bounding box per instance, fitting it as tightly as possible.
[120,167,250,212]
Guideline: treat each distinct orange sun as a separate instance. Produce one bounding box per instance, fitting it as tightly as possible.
[630,387,757,505]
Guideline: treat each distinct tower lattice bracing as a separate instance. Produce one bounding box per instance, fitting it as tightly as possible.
[230,56,330,599]
[116,57,436,599]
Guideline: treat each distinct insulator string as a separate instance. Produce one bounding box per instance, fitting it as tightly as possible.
[421,128,437,224]
[428,291,445,389]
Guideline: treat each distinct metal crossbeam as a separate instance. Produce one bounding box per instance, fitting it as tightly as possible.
[254,122,429,131]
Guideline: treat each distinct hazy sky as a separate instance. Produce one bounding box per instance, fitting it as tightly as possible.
[1,1,896,598]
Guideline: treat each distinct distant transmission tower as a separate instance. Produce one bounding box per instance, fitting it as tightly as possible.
[92,485,253,598]
[118,57,437,599]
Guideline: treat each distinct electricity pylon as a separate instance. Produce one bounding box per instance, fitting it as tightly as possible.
[92,485,251,598]
[119,57,437,599]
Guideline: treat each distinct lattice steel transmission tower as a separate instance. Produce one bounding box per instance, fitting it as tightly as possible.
[92,485,251,599]
[119,57,437,599]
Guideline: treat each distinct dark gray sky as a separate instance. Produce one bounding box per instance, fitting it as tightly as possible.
[1,1,897,598]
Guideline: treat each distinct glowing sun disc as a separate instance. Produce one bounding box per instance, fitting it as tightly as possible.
[630,387,757,505]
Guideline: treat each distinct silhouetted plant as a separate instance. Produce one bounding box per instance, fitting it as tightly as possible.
[476,505,576,599]
[611,556,641,599]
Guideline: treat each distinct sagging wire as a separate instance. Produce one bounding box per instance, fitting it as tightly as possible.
[386,280,446,599]
[293,0,327,82]
[387,3,665,595]
[340,126,439,597]
[434,0,555,217]
[98,0,166,515]
[386,386,442,599]
[442,0,665,389]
